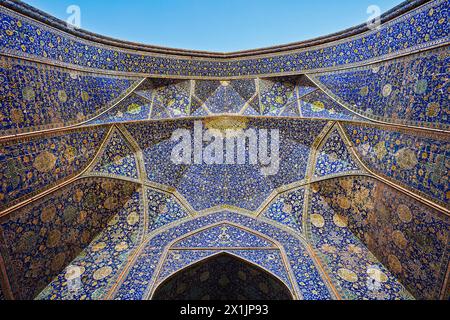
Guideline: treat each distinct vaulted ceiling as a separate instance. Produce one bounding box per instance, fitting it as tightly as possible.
[0,0,448,301]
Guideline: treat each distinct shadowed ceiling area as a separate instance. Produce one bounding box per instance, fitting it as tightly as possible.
[22,0,404,52]
[0,0,448,301]
[152,253,294,300]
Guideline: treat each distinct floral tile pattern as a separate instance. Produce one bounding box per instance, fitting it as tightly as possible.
[260,77,297,116]
[146,187,189,233]
[299,89,362,121]
[36,189,145,300]
[172,224,275,248]
[152,79,191,118]
[204,83,248,114]
[313,46,450,130]
[263,188,305,233]
[314,128,362,177]
[308,180,414,300]
[89,94,151,125]
[0,56,138,135]
[125,119,326,211]
[0,0,448,302]
[309,176,449,300]
[113,212,333,300]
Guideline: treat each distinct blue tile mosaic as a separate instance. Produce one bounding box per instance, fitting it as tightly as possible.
[37,189,145,300]
[89,94,151,125]
[113,212,333,300]
[0,56,138,135]
[263,188,305,233]
[0,0,447,77]
[0,0,448,302]
[308,179,414,300]
[146,187,189,233]
[157,249,293,292]
[309,176,449,300]
[125,119,327,211]
[314,128,362,177]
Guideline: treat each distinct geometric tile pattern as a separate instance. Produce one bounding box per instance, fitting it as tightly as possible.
[203,82,248,114]
[126,119,327,212]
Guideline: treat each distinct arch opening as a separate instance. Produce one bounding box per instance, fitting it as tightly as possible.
[152,253,294,300]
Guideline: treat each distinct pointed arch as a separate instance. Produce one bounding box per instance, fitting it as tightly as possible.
[106,212,340,300]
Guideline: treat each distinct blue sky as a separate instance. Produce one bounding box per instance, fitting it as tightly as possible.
[23,0,404,52]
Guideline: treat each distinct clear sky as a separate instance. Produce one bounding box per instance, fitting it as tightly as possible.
[23,0,404,52]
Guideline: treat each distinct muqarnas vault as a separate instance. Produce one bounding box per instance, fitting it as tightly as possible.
[0,0,449,301]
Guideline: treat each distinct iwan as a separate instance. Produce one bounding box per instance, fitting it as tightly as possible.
[180,304,215,318]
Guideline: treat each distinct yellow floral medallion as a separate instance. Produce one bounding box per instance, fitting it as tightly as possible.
[392,230,408,249]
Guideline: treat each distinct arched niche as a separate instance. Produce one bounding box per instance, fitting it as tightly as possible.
[108,212,336,300]
[152,252,294,300]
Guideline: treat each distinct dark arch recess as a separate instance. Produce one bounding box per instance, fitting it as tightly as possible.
[152,253,294,300]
